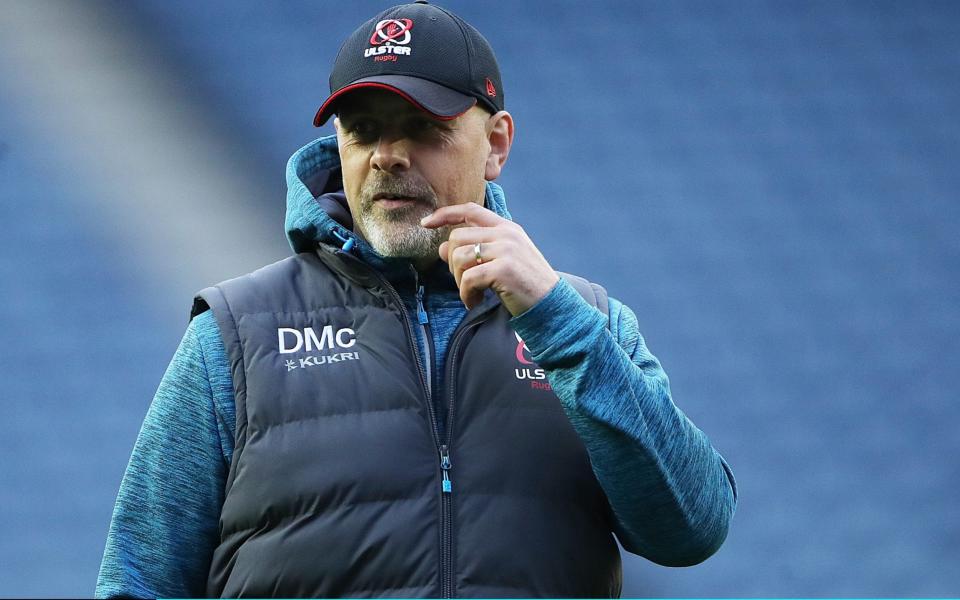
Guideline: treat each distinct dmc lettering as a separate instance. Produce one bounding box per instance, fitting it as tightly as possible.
[278,326,356,354]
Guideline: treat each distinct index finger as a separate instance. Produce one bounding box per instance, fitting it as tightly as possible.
[420,202,503,229]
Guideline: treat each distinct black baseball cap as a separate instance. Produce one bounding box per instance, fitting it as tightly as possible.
[313,1,504,126]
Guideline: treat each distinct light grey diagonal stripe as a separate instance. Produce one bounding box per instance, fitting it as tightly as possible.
[0,0,286,305]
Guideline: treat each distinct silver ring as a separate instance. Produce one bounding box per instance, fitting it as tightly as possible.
[474,242,483,264]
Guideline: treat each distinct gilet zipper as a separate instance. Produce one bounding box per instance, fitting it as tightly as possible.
[437,311,495,597]
[334,250,457,595]
[330,248,497,598]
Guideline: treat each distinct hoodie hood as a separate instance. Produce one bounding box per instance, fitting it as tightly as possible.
[284,135,512,274]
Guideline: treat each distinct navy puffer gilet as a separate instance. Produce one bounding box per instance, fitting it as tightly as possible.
[194,244,622,598]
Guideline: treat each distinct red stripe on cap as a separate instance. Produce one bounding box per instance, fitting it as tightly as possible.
[313,82,475,127]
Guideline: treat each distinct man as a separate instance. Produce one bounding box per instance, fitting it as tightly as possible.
[96,2,737,598]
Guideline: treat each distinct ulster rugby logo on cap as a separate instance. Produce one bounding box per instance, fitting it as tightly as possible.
[314,2,504,127]
[364,19,414,61]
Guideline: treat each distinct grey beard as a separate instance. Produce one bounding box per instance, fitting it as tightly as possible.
[354,176,449,260]
[359,205,448,259]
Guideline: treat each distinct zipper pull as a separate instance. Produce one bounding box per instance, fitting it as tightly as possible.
[439,444,453,493]
[416,285,429,325]
[331,228,356,253]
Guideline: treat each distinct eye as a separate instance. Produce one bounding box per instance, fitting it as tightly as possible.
[343,118,379,141]
[406,118,446,139]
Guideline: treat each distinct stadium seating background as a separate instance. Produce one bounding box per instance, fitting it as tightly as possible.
[1,1,958,596]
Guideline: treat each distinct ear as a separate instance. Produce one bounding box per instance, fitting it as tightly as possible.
[484,111,514,181]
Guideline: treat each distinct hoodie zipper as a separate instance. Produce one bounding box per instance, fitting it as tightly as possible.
[414,273,433,398]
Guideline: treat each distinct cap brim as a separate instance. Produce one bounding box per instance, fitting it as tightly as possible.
[313,75,476,126]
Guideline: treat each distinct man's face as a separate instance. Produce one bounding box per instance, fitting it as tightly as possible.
[334,89,492,263]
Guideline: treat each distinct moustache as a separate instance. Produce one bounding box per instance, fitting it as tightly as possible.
[361,176,437,207]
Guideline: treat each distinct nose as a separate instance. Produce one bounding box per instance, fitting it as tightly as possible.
[370,134,411,173]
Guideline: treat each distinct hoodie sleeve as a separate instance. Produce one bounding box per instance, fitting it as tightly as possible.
[95,310,234,599]
[509,278,737,566]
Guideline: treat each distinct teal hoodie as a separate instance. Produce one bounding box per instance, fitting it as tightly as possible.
[96,136,737,599]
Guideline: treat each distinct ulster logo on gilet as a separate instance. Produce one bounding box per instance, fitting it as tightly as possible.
[192,248,622,598]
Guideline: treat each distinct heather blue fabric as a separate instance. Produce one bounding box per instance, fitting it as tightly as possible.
[511,280,738,566]
[96,136,736,598]
[96,311,232,599]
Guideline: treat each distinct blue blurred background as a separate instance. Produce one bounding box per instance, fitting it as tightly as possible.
[1,0,958,596]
